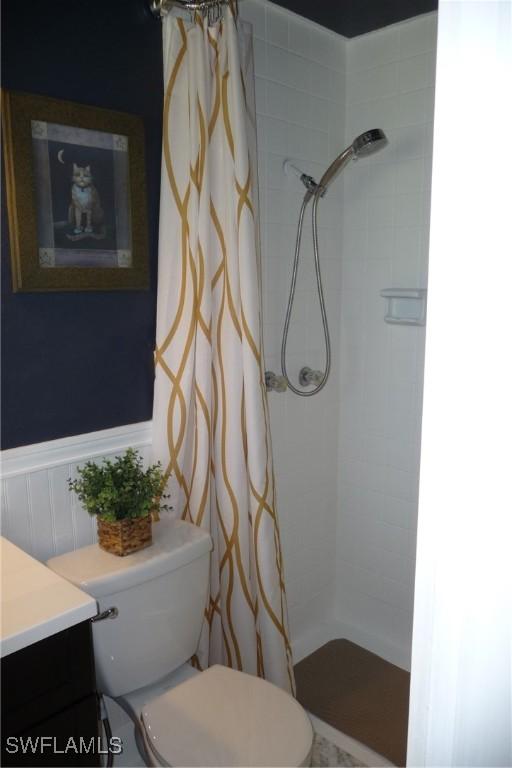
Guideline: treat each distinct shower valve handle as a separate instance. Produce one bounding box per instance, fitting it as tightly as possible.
[265,371,287,393]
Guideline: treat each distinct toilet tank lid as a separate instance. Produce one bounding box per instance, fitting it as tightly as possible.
[47,516,212,599]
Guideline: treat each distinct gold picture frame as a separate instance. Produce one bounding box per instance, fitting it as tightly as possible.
[2,89,149,292]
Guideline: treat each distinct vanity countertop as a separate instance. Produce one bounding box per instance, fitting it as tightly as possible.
[1,537,97,658]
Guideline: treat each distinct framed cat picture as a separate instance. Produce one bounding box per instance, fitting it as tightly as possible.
[2,90,149,291]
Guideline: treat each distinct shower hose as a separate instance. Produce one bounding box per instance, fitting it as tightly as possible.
[281,189,331,396]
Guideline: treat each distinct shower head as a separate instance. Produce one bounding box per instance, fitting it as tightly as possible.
[352,128,388,157]
[316,128,388,195]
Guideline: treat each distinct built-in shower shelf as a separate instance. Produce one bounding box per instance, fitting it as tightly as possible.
[380,289,427,326]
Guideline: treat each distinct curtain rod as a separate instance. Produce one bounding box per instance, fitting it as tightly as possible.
[149,0,229,18]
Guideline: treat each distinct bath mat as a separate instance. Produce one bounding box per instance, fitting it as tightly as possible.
[295,639,410,766]
[312,733,366,767]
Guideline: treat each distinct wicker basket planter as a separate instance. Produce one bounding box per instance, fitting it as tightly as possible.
[97,515,152,557]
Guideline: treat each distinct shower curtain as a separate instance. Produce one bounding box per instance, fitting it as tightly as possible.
[152,3,295,693]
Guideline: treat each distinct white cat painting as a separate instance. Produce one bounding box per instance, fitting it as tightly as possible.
[68,163,104,234]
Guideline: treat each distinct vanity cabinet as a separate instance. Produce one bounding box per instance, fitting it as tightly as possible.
[1,620,100,767]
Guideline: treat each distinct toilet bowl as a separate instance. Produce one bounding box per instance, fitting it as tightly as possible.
[48,516,313,767]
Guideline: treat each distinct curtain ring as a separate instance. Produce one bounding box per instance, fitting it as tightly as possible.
[209,1,222,25]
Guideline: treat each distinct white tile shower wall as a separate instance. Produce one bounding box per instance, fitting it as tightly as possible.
[335,13,437,666]
[239,0,347,644]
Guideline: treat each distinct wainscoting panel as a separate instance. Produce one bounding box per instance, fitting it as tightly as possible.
[0,422,152,563]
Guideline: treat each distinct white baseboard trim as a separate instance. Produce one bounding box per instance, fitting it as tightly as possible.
[0,421,153,479]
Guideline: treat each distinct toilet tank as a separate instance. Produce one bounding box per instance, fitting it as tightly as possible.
[47,516,212,697]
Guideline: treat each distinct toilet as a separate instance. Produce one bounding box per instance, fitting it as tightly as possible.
[47,516,313,767]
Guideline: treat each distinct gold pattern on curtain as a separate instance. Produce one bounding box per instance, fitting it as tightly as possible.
[152,4,295,693]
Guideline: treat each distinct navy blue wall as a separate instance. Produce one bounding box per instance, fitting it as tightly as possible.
[1,0,163,449]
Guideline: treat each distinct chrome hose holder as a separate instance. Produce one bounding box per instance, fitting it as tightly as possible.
[299,367,324,387]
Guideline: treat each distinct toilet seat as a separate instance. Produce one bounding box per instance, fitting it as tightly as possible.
[141,665,313,767]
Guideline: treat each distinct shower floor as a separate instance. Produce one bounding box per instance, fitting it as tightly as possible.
[295,639,410,767]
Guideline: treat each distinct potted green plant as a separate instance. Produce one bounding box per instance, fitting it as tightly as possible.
[68,448,170,557]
